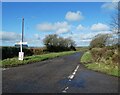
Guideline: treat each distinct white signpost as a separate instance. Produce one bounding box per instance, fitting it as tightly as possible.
[16,17,28,61]
[19,52,24,60]
[17,41,27,60]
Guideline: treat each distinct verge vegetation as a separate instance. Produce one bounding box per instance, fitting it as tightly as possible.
[80,48,120,77]
[1,51,77,68]
[80,33,120,77]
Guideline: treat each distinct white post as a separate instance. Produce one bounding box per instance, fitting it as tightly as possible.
[18,17,25,60]
[20,41,22,52]
[18,41,24,61]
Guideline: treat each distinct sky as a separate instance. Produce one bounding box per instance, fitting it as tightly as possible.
[1,2,116,47]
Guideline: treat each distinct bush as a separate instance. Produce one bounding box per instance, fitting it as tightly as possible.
[90,48,106,62]
[30,47,48,55]
[103,50,114,60]
[23,48,33,56]
[112,53,120,65]
[1,47,33,60]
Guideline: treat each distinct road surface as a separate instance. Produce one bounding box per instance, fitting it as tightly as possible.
[2,52,119,93]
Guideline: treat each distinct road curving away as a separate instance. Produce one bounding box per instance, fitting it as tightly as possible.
[2,52,119,93]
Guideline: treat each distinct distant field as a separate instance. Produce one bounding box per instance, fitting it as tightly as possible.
[76,47,89,51]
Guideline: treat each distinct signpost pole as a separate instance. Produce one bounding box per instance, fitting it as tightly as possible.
[20,41,22,53]
[18,18,24,61]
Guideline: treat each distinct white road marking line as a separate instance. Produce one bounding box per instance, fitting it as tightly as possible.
[72,72,76,75]
[68,64,80,80]
[62,65,80,93]
[62,87,69,93]
[74,69,77,72]
[65,87,69,90]
[76,65,79,71]
[62,90,67,93]
[68,75,74,79]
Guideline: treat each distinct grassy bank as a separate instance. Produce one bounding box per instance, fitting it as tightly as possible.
[81,51,92,63]
[86,63,119,77]
[1,51,77,68]
[80,51,120,77]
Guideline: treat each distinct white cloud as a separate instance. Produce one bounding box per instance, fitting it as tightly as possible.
[18,33,45,47]
[62,29,112,46]
[101,2,117,10]
[65,11,83,21]
[76,24,85,31]
[91,23,110,31]
[0,31,21,41]
[56,28,69,34]
[36,23,54,31]
[36,21,70,34]
[54,21,69,29]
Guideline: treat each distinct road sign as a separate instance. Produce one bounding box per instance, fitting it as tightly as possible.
[15,42,27,45]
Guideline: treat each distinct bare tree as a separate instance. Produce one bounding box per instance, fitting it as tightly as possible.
[110,2,120,34]
[90,34,110,48]
[108,2,120,47]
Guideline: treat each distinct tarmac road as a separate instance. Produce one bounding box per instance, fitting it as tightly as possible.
[2,52,119,93]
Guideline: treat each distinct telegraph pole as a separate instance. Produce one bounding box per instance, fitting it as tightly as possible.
[22,17,24,42]
[20,17,24,53]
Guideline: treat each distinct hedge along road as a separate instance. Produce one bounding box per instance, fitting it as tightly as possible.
[2,52,119,93]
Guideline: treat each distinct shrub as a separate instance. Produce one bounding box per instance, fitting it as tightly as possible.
[23,48,33,56]
[103,50,114,60]
[112,53,120,65]
[30,47,47,55]
[1,47,33,60]
[2,47,19,59]
[90,48,105,62]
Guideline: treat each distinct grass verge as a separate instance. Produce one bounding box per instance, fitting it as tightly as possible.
[85,63,120,77]
[1,51,77,68]
[81,51,92,63]
[80,51,120,77]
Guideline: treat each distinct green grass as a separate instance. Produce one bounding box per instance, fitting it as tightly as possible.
[85,63,120,77]
[81,51,92,63]
[80,51,120,77]
[1,51,77,68]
